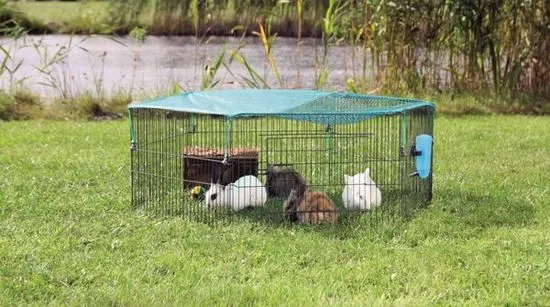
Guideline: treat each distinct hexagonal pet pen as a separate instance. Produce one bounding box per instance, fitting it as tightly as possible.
[128,89,434,224]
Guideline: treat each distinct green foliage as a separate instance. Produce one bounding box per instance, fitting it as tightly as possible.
[7,0,550,108]
[0,0,34,36]
[314,0,348,91]
[0,91,15,119]
[322,0,348,38]
[227,44,270,89]
[0,90,41,120]
[107,0,148,32]
[10,1,110,35]
[314,66,329,90]
[254,10,284,87]
[201,49,225,90]
[129,26,148,42]
[46,93,130,121]
[1,117,549,304]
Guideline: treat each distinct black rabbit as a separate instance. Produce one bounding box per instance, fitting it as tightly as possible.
[265,164,306,198]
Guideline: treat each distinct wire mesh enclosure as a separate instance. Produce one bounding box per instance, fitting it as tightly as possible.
[129,89,435,225]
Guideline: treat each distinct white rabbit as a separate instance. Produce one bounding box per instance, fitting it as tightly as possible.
[204,175,267,211]
[342,168,382,210]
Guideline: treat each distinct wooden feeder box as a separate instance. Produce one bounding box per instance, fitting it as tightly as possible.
[182,146,259,189]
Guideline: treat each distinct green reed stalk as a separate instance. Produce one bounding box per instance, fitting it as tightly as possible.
[190,0,199,36]
[201,49,225,90]
[256,19,283,88]
[295,0,302,88]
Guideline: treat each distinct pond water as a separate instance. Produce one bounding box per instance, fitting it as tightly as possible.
[0,35,375,99]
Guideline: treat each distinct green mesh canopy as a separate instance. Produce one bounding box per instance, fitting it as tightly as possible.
[129,89,434,124]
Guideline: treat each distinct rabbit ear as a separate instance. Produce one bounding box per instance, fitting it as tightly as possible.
[365,168,370,176]
[344,175,350,183]
[212,162,221,184]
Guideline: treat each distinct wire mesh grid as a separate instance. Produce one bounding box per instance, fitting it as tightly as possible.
[129,104,433,226]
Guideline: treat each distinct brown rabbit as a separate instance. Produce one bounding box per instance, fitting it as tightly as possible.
[297,191,339,224]
[283,184,338,224]
[282,183,307,222]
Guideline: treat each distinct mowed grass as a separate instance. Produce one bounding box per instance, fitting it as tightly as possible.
[1,116,549,305]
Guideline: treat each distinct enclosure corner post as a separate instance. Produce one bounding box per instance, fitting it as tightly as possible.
[128,108,136,209]
[429,107,435,202]
[128,109,136,146]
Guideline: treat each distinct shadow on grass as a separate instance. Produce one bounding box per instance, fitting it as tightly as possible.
[228,187,535,241]
[134,186,534,242]
[134,192,432,241]
[393,187,537,244]
[217,195,431,241]
[136,198,400,240]
[434,187,535,229]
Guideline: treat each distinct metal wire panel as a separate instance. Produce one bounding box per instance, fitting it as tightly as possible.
[129,106,434,225]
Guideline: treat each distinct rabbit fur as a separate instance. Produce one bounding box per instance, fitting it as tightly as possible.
[282,182,308,222]
[342,168,382,210]
[266,165,307,198]
[283,184,338,224]
[204,175,267,211]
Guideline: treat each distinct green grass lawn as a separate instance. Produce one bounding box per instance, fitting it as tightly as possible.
[1,116,549,305]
